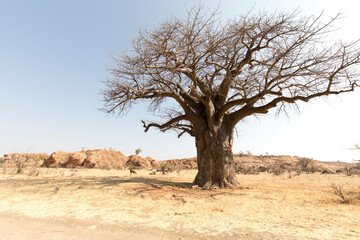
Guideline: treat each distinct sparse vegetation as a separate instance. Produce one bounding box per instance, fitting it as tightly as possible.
[269,165,285,176]
[331,183,350,204]
[344,167,353,176]
[159,163,174,175]
[0,168,358,239]
[235,164,260,175]
[14,159,25,174]
[135,148,142,155]
[298,158,312,171]
[129,167,137,176]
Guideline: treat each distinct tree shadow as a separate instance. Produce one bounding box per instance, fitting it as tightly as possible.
[0,175,193,190]
[93,176,193,189]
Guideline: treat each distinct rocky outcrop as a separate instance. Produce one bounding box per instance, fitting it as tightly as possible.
[82,149,128,169]
[66,152,87,167]
[126,155,158,169]
[42,149,128,169]
[43,151,69,167]
[162,158,197,169]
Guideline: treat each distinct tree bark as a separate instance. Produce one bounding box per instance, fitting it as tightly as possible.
[193,126,240,189]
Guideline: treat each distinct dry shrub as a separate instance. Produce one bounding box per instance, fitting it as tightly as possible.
[344,167,353,176]
[270,165,285,176]
[298,158,312,171]
[331,183,350,204]
[14,160,25,174]
[159,163,174,174]
[235,164,261,175]
[258,166,268,172]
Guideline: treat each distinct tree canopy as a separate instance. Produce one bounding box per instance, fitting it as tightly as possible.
[102,8,359,137]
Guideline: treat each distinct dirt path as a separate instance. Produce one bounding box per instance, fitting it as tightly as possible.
[0,212,184,240]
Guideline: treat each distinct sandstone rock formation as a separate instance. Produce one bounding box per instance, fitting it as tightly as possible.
[43,151,69,167]
[82,149,128,169]
[66,152,87,167]
[126,155,158,169]
[162,158,197,169]
[42,149,128,169]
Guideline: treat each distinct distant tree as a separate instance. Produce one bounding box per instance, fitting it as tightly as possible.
[102,6,360,188]
[135,148,142,155]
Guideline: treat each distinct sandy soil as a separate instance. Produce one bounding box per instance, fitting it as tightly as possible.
[0,167,359,239]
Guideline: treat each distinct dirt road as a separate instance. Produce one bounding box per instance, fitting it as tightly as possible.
[0,212,183,240]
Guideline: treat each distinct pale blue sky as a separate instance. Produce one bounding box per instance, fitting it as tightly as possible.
[1,0,359,162]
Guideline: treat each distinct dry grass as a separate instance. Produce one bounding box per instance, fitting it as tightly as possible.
[0,168,359,239]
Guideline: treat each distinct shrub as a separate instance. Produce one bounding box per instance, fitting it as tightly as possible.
[159,163,174,174]
[298,158,312,171]
[331,183,350,204]
[14,160,25,174]
[270,165,285,176]
[258,166,268,172]
[344,167,353,176]
[235,164,260,175]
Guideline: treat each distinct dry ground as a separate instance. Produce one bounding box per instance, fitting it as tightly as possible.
[0,167,359,239]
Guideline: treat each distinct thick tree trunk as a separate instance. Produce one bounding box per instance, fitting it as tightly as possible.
[193,126,240,189]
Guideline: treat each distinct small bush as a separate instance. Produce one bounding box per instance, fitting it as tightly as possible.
[336,169,344,174]
[270,165,285,176]
[331,183,350,204]
[14,160,25,174]
[298,158,312,171]
[235,164,259,174]
[344,167,353,176]
[159,163,174,174]
[258,166,268,172]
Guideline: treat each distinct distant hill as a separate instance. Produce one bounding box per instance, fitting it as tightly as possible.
[2,151,358,174]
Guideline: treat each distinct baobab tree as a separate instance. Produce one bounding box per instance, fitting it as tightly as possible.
[102,7,360,188]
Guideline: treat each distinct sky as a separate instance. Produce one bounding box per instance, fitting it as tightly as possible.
[0,0,359,162]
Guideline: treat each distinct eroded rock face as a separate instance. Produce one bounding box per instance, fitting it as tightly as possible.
[162,158,197,169]
[126,155,158,169]
[82,149,128,169]
[66,152,87,167]
[42,149,128,169]
[43,151,69,167]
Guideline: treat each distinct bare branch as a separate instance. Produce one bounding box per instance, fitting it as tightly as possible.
[102,5,360,137]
